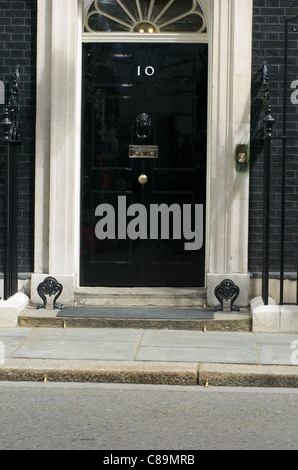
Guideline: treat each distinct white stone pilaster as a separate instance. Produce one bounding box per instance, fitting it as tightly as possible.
[206,0,252,306]
[34,0,52,273]
[33,0,81,304]
[48,0,80,276]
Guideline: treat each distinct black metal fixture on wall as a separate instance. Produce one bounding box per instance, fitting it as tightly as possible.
[36,277,63,310]
[235,144,249,172]
[214,279,240,313]
[0,67,21,300]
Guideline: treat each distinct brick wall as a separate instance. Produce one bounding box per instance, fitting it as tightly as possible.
[249,0,298,277]
[0,0,37,273]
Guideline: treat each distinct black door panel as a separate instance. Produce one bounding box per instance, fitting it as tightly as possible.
[81,43,207,287]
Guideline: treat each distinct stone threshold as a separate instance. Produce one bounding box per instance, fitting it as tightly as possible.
[18,306,251,332]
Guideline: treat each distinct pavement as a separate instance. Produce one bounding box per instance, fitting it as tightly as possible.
[1,312,298,388]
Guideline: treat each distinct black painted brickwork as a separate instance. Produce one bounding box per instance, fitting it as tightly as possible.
[249,0,298,276]
[0,1,37,273]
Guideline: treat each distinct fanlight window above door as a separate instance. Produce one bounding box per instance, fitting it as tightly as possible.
[83,0,207,34]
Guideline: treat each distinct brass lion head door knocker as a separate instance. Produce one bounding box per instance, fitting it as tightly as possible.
[136,112,152,140]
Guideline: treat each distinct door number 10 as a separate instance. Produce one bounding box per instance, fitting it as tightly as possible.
[137,65,155,77]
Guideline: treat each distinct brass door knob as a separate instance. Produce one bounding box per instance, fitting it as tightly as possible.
[138,174,148,185]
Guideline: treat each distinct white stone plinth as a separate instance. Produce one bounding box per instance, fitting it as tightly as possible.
[0,293,29,327]
[251,297,298,333]
[30,274,76,307]
[207,273,251,308]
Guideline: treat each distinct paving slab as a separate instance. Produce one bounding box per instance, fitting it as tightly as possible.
[19,327,143,342]
[11,328,143,361]
[137,330,258,363]
[141,330,255,348]
[13,340,139,361]
[0,328,32,356]
[136,346,258,364]
[255,333,298,365]
[255,333,298,345]
[257,344,295,365]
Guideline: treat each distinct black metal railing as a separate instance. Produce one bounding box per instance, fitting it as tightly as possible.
[261,14,298,306]
[0,67,21,300]
[261,63,274,305]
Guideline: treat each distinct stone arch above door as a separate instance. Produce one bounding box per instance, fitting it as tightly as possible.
[83,0,208,34]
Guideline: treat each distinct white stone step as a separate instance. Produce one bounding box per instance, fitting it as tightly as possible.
[74,287,207,308]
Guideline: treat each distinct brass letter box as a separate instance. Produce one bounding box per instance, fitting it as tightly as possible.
[129,145,158,159]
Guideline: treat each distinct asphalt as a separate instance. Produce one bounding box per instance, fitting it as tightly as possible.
[1,308,298,388]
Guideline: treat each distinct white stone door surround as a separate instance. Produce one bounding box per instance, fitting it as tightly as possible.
[31,0,253,306]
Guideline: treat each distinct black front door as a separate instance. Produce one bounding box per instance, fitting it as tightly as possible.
[81,42,208,287]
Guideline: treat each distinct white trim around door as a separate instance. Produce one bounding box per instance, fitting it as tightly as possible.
[32,0,252,307]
